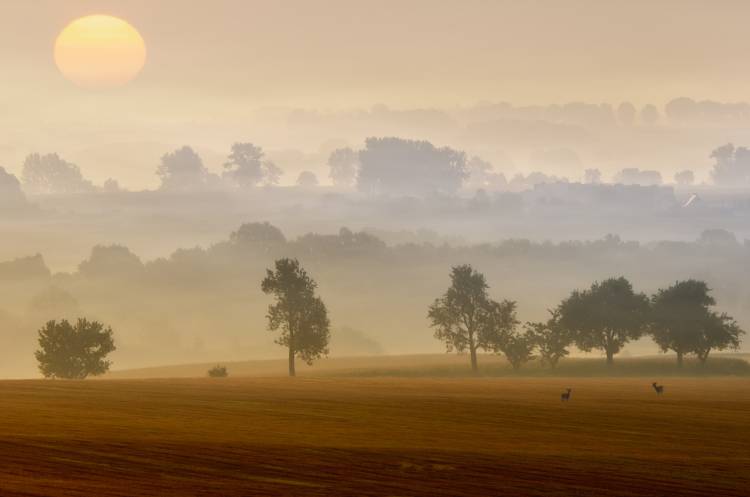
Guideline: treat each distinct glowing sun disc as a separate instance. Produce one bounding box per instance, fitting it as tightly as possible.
[54,15,147,89]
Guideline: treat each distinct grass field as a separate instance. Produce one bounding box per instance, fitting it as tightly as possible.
[105,353,750,379]
[1,376,749,496]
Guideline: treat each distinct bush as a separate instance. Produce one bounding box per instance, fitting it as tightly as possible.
[208,365,228,378]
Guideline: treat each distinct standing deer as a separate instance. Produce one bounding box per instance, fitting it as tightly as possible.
[652,382,664,395]
[561,388,572,402]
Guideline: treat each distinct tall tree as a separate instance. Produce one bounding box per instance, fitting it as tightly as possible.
[261,258,330,376]
[428,265,515,372]
[558,277,649,365]
[35,318,116,379]
[526,310,572,369]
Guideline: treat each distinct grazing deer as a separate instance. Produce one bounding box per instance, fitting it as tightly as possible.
[652,382,664,395]
[561,388,572,402]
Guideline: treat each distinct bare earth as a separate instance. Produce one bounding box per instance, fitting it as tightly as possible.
[0,377,748,496]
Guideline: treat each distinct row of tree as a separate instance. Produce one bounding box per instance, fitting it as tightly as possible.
[10,138,748,199]
[33,259,743,379]
[429,266,744,371]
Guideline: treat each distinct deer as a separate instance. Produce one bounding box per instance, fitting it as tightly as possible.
[652,382,664,395]
[561,388,572,402]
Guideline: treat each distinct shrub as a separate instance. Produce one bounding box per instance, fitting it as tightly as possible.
[208,365,228,378]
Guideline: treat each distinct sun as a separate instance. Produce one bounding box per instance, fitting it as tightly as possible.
[54,15,147,89]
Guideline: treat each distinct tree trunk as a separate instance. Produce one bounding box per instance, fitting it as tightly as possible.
[699,351,709,365]
[605,349,614,366]
[676,350,684,368]
[288,343,296,377]
[469,344,478,373]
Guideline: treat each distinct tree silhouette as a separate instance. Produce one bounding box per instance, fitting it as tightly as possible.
[695,312,743,364]
[428,265,515,372]
[328,147,359,187]
[35,318,116,379]
[261,258,330,376]
[358,137,467,195]
[558,277,649,365]
[230,222,286,248]
[157,146,212,191]
[21,153,94,194]
[651,279,744,365]
[296,171,319,187]
[492,327,535,371]
[650,280,713,366]
[0,167,28,208]
[709,143,750,186]
[526,310,572,369]
[224,142,282,187]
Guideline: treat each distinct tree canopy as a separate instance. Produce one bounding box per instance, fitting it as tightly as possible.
[35,318,116,379]
[651,279,743,365]
[558,277,649,365]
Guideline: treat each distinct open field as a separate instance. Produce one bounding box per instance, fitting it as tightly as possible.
[1,377,749,496]
[105,353,750,379]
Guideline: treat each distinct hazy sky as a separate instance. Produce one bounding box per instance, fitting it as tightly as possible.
[2,0,750,186]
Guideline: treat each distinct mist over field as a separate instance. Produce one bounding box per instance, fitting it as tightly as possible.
[1,157,749,377]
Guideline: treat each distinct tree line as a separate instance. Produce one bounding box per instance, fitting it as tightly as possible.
[34,260,743,379]
[429,265,744,372]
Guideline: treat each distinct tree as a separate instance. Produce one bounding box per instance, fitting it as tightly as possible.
[558,277,649,365]
[640,104,660,125]
[526,310,572,369]
[21,153,94,194]
[695,312,743,364]
[261,258,330,376]
[78,245,144,279]
[230,222,286,246]
[709,143,750,186]
[650,280,713,367]
[617,102,637,127]
[328,147,359,187]
[296,171,319,187]
[0,167,28,209]
[35,318,116,379]
[674,170,695,186]
[495,328,535,371]
[358,137,468,195]
[465,156,507,191]
[428,265,516,372]
[613,168,663,186]
[157,146,212,191]
[223,142,282,187]
[583,168,602,184]
[651,280,743,366]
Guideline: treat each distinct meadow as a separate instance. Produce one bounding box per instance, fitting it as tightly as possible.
[1,373,748,496]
